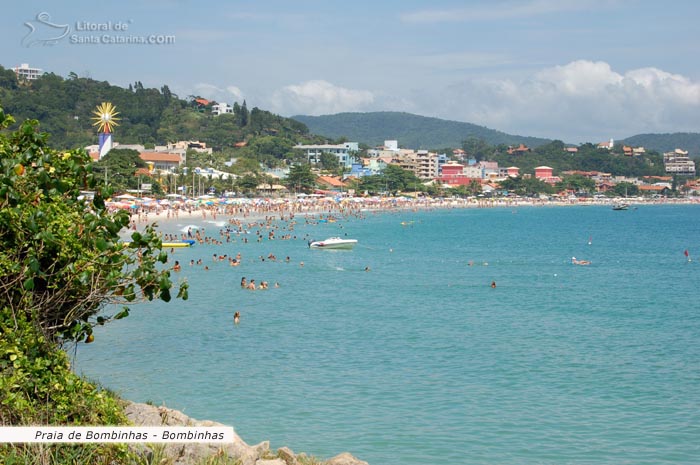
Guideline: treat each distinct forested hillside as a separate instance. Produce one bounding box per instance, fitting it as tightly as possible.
[482,140,666,178]
[292,111,552,149]
[0,65,315,154]
[621,133,700,157]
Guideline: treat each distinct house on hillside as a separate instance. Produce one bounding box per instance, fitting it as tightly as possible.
[212,102,233,116]
[597,139,614,150]
[507,144,531,155]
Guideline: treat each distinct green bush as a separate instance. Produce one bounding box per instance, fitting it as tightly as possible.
[0,307,134,463]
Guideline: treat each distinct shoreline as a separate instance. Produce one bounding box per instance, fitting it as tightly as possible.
[121,195,700,234]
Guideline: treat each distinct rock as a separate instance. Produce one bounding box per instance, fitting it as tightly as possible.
[277,446,298,465]
[125,401,269,465]
[325,452,370,465]
[256,459,287,465]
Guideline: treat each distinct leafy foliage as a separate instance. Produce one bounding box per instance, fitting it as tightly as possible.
[285,164,317,193]
[355,165,422,195]
[0,66,312,157]
[0,307,133,462]
[487,140,666,178]
[0,107,187,344]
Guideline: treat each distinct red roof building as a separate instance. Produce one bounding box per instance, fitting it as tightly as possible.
[507,144,530,155]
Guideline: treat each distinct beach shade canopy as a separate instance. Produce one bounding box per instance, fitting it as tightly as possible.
[115,193,137,200]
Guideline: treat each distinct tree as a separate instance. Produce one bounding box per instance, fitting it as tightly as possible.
[462,137,492,161]
[382,164,421,193]
[613,181,638,197]
[93,148,147,191]
[319,152,341,172]
[285,163,317,193]
[556,174,596,194]
[0,108,187,344]
[235,174,259,195]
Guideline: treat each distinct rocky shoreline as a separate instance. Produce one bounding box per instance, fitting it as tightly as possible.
[125,402,369,465]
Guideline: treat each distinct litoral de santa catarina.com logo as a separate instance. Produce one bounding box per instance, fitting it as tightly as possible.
[22,12,175,47]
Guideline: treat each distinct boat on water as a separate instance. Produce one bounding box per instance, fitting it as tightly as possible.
[122,240,194,248]
[163,240,195,248]
[308,237,358,250]
[612,202,629,210]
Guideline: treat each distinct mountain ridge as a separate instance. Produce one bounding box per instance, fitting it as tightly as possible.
[293,111,700,156]
[292,111,551,149]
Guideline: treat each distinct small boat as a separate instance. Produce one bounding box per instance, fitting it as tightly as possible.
[162,240,194,248]
[308,237,358,250]
[612,202,629,210]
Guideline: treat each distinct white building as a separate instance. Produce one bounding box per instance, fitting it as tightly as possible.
[663,150,696,176]
[13,63,42,80]
[384,140,399,151]
[212,102,233,116]
[293,142,359,168]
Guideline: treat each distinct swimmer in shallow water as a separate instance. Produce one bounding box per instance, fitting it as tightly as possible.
[233,311,240,325]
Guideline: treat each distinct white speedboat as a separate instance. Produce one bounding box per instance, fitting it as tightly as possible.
[308,237,358,249]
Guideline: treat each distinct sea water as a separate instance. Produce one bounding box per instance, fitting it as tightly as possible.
[75,205,700,464]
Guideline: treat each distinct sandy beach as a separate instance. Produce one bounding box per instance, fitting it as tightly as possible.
[120,195,700,236]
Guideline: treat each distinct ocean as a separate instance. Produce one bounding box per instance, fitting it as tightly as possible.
[75,205,700,464]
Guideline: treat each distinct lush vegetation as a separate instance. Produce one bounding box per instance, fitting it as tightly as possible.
[292,111,552,149]
[0,307,133,463]
[0,108,188,344]
[472,140,667,178]
[0,107,190,463]
[0,65,317,158]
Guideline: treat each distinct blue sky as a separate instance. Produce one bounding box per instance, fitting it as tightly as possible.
[2,0,699,143]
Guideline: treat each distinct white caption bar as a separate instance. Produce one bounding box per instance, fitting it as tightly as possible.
[0,427,234,443]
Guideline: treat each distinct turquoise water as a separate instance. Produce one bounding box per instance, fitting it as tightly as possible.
[75,205,700,464]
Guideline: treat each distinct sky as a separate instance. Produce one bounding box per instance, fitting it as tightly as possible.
[2,0,699,144]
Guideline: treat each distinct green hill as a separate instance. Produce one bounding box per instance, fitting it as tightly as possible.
[0,65,312,153]
[621,133,700,157]
[292,111,552,149]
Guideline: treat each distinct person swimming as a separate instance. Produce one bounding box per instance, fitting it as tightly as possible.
[491,281,497,288]
[233,311,241,325]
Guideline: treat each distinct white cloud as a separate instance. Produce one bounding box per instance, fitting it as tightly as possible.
[414,60,700,143]
[192,83,245,104]
[269,80,374,116]
[400,0,618,23]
